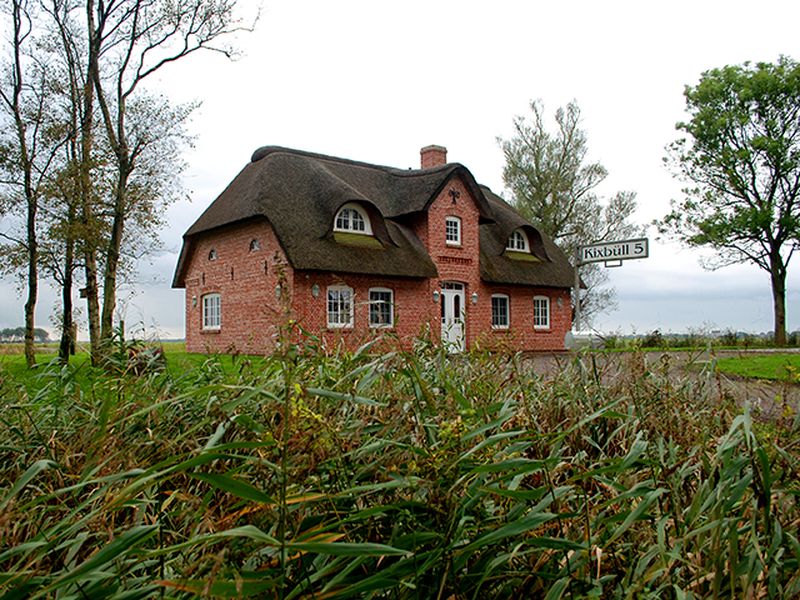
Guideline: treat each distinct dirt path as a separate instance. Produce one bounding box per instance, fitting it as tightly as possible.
[522,349,799,423]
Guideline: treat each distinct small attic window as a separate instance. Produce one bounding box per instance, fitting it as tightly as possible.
[249,238,261,252]
[334,203,372,235]
[208,248,218,261]
[506,229,529,252]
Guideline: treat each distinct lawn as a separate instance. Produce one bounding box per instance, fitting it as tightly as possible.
[715,353,800,382]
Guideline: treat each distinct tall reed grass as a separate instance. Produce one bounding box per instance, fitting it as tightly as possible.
[1,335,798,598]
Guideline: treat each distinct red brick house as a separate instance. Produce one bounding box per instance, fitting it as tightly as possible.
[172,145,575,354]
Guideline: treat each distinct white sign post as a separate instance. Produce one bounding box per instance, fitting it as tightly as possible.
[579,238,649,265]
[574,237,649,332]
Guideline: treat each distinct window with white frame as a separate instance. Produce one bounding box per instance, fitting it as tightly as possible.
[506,229,529,252]
[202,293,221,330]
[491,294,509,329]
[445,216,461,245]
[334,203,372,234]
[533,295,550,329]
[327,286,354,328]
[369,288,394,328]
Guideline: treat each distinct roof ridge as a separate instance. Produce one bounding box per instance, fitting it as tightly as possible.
[250,145,462,178]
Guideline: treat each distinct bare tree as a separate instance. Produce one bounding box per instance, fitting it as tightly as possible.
[0,0,65,366]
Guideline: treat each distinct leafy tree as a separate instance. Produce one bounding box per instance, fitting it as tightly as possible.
[658,57,800,345]
[0,0,252,366]
[499,100,640,324]
[86,0,244,351]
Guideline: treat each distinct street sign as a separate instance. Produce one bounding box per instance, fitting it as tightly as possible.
[578,238,648,265]
[573,237,650,333]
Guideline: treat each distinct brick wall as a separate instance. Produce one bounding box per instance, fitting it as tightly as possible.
[182,219,292,354]
[181,179,572,354]
[291,273,433,351]
[419,174,572,351]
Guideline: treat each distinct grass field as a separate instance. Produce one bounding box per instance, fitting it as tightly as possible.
[715,353,800,382]
[1,337,798,598]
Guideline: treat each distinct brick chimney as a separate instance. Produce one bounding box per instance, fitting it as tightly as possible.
[420,145,447,169]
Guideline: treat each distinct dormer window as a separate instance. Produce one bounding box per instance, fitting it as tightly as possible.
[334,203,372,235]
[506,229,529,252]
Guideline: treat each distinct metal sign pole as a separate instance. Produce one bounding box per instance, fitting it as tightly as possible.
[574,247,582,332]
[572,237,649,333]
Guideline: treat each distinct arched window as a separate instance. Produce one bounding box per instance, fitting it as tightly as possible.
[249,238,261,252]
[334,203,372,234]
[506,229,529,252]
[208,248,218,261]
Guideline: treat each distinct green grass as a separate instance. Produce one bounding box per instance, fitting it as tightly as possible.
[715,353,800,382]
[1,338,798,598]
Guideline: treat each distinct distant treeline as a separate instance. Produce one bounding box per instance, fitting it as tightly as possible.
[605,329,800,350]
[0,328,50,343]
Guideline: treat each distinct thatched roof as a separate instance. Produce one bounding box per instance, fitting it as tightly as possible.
[479,186,575,288]
[173,146,574,289]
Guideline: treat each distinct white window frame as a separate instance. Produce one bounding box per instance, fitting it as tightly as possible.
[491,294,510,329]
[368,287,394,328]
[445,216,461,246]
[202,293,221,330]
[506,229,529,252]
[327,285,354,328]
[533,295,550,330]
[334,203,372,235]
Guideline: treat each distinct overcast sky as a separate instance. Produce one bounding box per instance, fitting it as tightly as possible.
[2,0,799,339]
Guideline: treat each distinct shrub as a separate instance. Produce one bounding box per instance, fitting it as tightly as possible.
[640,328,664,348]
[0,341,798,598]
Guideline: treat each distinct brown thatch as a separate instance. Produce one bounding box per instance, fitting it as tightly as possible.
[479,186,576,288]
[173,146,574,289]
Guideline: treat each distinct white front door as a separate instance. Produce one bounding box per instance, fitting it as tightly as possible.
[440,282,466,352]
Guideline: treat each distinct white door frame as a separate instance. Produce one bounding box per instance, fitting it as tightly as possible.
[440,282,466,352]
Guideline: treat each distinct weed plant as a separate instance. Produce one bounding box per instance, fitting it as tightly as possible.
[0,332,798,598]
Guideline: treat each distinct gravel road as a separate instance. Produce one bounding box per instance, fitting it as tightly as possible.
[522,349,799,423]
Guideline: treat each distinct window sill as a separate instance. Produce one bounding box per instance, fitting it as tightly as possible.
[504,250,540,262]
[445,242,462,248]
[534,327,551,332]
[333,232,383,248]
[201,328,221,335]
[491,326,510,331]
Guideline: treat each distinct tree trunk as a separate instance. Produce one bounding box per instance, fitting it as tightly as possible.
[770,255,787,346]
[8,0,37,368]
[23,168,37,368]
[83,251,101,362]
[82,0,101,365]
[23,234,37,368]
[100,175,127,344]
[59,230,75,364]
